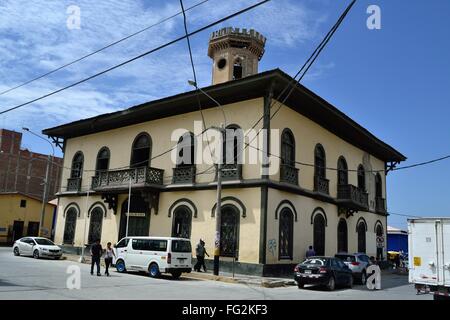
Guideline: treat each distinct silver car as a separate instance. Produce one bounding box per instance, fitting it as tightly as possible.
[13,237,62,259]
[335,253,372,284]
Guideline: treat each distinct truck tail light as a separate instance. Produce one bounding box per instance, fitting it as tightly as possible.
[319,267,327,274]
[167,253,172,264]
[351,262,360,266]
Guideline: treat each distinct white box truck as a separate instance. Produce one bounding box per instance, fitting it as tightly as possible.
[408,218,450,300]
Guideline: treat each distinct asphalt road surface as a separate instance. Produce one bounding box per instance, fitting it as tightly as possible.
[0,247,431,300]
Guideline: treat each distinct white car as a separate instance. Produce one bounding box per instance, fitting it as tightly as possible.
[13,237,63,259]
[114,236,192,279]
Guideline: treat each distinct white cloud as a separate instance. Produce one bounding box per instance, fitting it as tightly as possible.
[0,0,328,133]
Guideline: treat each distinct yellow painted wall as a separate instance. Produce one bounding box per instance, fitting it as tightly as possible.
[54,188,262,263]
[269,100,387,212]
[265,189,386,264]
[0,194,55,243]
[60,98,265,192]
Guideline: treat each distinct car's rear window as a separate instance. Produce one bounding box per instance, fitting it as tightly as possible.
[335,255,356,262]
[35,238,54,245]
[171,240,192,253]
[132,239,167,252]
[302,258,327,266]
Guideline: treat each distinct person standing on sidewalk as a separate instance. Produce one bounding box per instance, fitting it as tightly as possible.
[305,245,316,258]
[194,239,209,272]
[104,242,115,277]
[90,239,103,276]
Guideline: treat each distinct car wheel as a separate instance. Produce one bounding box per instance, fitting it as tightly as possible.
[326,276,336,291]
[348,275,354,288]
[54,256,61,260]
[148,263,160,278]
[297,283,304,289]
[33,250,40,259]
[115,259,126,273]
[171,271,182,279]
[13,247,20,256]
[360,271,367,285]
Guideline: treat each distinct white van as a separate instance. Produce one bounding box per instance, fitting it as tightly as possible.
[113,236,192,279]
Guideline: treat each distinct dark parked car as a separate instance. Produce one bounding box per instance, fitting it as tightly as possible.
[294,257,353,291]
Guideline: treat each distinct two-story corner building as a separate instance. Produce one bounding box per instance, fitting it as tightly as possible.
[43,27,406,276]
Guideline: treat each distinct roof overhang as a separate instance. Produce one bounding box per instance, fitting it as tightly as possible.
[43,69,406,163]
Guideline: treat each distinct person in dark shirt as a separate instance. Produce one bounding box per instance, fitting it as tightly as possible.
[305,245,316,258]
[90,239,103,276]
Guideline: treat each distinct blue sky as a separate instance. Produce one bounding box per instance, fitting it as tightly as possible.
[1,0,449,229]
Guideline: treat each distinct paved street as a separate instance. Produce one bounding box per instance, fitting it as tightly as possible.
[0,247,431,300]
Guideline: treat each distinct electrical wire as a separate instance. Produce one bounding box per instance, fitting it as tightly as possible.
[0,0,211,97]
[0,0,271,116]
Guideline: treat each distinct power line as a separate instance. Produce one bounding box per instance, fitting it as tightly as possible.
[392,154,450,171]
[0,0,271,116]
[0,0,211,97]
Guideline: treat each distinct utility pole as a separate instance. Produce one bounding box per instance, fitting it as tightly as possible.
[213,124,225,276]
[38,154,50,237]
[79,190,90,263]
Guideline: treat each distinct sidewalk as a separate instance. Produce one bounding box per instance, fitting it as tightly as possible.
[62,253,296,288]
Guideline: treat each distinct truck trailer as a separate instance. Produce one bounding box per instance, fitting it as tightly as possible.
[408,218,450,300]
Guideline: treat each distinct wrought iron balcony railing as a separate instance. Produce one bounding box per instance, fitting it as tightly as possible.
[67,177,82,192]
[314,175,329,195]
[172,165,196,184]
[280,164,299,185]
[375,196,386,214]
[91,166,164,191]
[337,184,369,210]
[215,163,242,181]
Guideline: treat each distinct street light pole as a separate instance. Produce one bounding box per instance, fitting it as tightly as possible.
[213,124,224,276]
[22,128,55,238]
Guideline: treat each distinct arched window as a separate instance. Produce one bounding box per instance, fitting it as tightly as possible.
[376,223,384,260]
[279,208,294,259]
[313,213,326,256]
[63,207,78,244]
[375,173,382,198]
[233,59,243,80]
[281,129,295,167]
[357,221,367,253]
[220,205,239,257]
[130,133,151,168]
[171,206,192,239]
[95,147,110,175]
[88,206,104,244]
[337,219,348,253]
[314,144,326,178]
[357,165,366,191]
[176,132,195,167]
[224,125,242,165]
[70,152,84,178]
[119,195,150,240]
[337,157,348,186]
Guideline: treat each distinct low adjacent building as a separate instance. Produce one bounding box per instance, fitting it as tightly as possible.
[43,27,406,275]
[0,192,56,244]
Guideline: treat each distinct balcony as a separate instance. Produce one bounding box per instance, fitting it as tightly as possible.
[172,165,196,184]
[280,164,299,185]
[337,184,369,211]
[67,177,82,192]
[215,163,242,181]
[314,175,329,195]
[375,196,387,214]
[91,167,164,192]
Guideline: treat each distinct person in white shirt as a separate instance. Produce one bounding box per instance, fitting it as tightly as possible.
[104,242,116,276]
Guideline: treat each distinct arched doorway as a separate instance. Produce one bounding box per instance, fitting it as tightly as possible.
[279,208,294,260]
[63,207,78,245]
[220,205,239,258]
[88,206,104,244]
[376,223,384,260]
[337,219,348,253]
[313,213,326,256]
[119,195,150,240]
[171,206,192,239]
[357,221,367,253]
